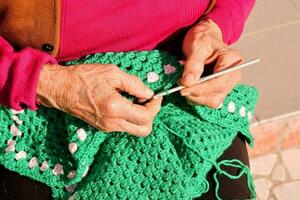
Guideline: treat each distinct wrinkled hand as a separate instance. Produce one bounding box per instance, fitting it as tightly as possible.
[180,18,243,108]
[37,64,162,137]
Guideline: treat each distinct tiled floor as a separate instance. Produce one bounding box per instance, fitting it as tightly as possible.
[248,115,300,200]
[250,148,300,200]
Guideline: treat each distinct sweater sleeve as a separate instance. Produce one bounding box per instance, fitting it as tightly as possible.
[0,36,57,110]
[206,0,255,45]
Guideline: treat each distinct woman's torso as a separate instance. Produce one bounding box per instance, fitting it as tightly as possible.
[0,0,210,61]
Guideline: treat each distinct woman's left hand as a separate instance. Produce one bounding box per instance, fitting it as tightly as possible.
[180,18,243,108]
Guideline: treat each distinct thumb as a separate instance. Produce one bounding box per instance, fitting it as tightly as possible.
[119,72,154,99]
[181,52,205,87]
[144,97,163,116]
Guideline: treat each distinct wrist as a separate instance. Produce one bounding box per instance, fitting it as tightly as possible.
[194,18,223,42]
[37,64,67,109]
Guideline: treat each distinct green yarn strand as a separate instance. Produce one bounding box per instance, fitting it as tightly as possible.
[213,159,256,200]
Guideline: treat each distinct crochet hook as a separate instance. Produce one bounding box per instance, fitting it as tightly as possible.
[153,58,260,99]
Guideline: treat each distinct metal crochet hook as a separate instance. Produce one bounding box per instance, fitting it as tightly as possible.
[152,58,260,99]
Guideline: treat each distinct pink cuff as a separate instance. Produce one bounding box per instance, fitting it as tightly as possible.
[0,37,57,110]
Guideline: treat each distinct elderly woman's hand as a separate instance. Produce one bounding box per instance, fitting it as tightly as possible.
[180,18,243,108]
[37,64,162,137]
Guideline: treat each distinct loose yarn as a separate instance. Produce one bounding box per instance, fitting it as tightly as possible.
[0,50,259,199]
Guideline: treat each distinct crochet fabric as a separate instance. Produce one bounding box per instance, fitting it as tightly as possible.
[0,50,259,200]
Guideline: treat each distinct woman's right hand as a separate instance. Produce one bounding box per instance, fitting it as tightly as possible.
[37,64,162,137]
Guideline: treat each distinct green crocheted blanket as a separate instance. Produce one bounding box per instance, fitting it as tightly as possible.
[0,50,259,200]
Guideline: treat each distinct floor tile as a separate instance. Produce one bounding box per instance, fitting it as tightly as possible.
[272,163,286,182]
[280,148,300,179]
[254,178,271,200]
[273,181,300,200]
[250,153,277,176]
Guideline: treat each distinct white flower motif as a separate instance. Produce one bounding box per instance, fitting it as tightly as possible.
[28,157,38,169]
[239,106,246,117]
[69,143,78,154]
[5,140,15,153]
[11,115,23,125]
[10,125,22,136]
[10,109,24,115]
[164,64,176,74]
[178,60,185,65]
[52,163,64,176]
[65,184,78,193]
[228,101,235,113]
[7,139,16,146]
[67,170,77,179]
[40,161,49,172]
[147,72,159,83]
[15,151,27,160]
[5,145,15,153]
[76,128,87,141]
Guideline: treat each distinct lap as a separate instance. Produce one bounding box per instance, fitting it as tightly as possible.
[0,165,52,200]
[195,134,251,200]
[0,135,250,200]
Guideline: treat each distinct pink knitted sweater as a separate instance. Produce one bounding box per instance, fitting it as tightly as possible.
[0,0,255,110]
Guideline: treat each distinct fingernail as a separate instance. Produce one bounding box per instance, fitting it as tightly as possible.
[184,73,194,83]
[217,102,223,109]
[146,89,154,97]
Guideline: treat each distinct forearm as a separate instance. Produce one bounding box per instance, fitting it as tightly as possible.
[0,36,57,110]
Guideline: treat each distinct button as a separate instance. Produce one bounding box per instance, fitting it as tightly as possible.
[42,43,54,52]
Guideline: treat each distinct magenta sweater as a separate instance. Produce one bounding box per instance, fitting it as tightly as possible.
[0,0,255,110]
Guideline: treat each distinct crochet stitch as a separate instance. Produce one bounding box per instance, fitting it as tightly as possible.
[0,50,259,200]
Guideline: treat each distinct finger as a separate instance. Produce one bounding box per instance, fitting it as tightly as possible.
[117,96,162,125]
[185,93,226,108]
[180,77,225,97]
[96,118,152,137]
[213,49,243,72]
[143,97,163,115]
[181,52,206,87]
[117,71,154,99]
[180,68,241,97]
[117,119,153,137]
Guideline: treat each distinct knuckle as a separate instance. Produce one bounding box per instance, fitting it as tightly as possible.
[105,101,119,115]
[228,49,243,60]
